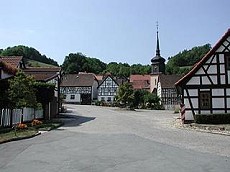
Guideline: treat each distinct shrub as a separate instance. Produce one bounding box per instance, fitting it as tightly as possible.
[31,119,43,126]
[17,123,28,129]
[194,114,230,124]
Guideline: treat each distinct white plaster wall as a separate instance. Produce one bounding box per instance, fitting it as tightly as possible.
[188,89,198,96]
[92,81,98,100]
[64,94,81,103]
[150,75,158,93]
[98,95,115,103]
[184,98,191,109]
[190,98,198,108]
[212,98,225,108]
[200,110,211,114]
[212,89,224,96]
[202,76,212,85]
[187,76,200,85]
[227,98,230,108]
[228,71,230,84]
[210,75,217,84]
[185,111,194,121]
[203,65,209,71]
[212,110,225,114]
[2,71,12,79]
[196,68,205,75]
[220,64,225,73]
[216,45,225,52]
[220,75,226,84]
[206,55,216,63]
[207,65,217,74]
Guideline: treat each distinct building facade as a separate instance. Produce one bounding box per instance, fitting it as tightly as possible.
[97,75,119,103]
[60,73,98,104]
[157,74,181,110]
[175,29,230,121]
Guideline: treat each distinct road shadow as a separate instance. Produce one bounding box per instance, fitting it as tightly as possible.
[57,113,96,127]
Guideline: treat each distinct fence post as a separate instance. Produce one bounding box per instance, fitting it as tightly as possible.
[10,109,13,127]
[180,103,185,124]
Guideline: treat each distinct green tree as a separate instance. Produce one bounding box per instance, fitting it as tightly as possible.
[115,83,134,108]
[166,44,211,75]
[8,71,37,109]
[62,53,106,74]
[133,89,149,108]
[144,93,161,109]
[33,82,55,118]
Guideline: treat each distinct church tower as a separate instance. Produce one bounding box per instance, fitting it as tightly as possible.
[151,25,165,74]
[150,24,165,93]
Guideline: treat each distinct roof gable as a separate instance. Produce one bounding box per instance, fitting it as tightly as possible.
[175,29,230,87]
[23,67,61,82]
[158,74,182,88]
[98,75,119,87]
[0,60,18,75]
[0,56,24,69]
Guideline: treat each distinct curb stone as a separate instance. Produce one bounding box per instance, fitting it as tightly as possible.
[0,132,41,144]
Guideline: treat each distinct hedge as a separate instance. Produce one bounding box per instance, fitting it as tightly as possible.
[194,114,230,124]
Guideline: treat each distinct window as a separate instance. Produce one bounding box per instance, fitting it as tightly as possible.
[107,97,111,102]
[199,91,211,109]
[101,97,105,101]
[63,94,67,99]
[70,95,75,99]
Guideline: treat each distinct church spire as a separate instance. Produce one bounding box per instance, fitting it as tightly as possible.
[156,22,160,56]
[151,22,165,74]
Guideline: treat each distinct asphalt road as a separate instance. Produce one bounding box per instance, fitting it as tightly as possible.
[0,104,230,172]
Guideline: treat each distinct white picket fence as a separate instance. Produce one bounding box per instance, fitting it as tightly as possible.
[0,108,43,127]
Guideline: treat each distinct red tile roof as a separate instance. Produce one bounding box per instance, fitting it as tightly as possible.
[130,75,151,90]
[130,74,150,82]
[0,56,23,68]
[60,73,98,87]
[175,28,230,87]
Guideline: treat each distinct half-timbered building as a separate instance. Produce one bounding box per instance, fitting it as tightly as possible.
[60,73,98,104]
[157,74,182,110]
[97,74,119,103]
[175,29,230,121]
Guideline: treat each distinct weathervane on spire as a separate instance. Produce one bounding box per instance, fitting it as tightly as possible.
[156,21,159,33]
[156,21,160,56]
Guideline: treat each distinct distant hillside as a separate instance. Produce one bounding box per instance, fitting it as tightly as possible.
[0,45,59,66]
[27,59,58,67]
[166,44,211,75]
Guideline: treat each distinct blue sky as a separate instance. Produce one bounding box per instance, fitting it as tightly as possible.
[0,0,229,65]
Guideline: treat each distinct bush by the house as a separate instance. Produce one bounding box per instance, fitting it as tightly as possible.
[194,114,230,124]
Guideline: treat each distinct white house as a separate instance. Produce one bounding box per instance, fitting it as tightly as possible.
[175,29,230,122]
[60,73,98,104]
[97,74,119,103]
